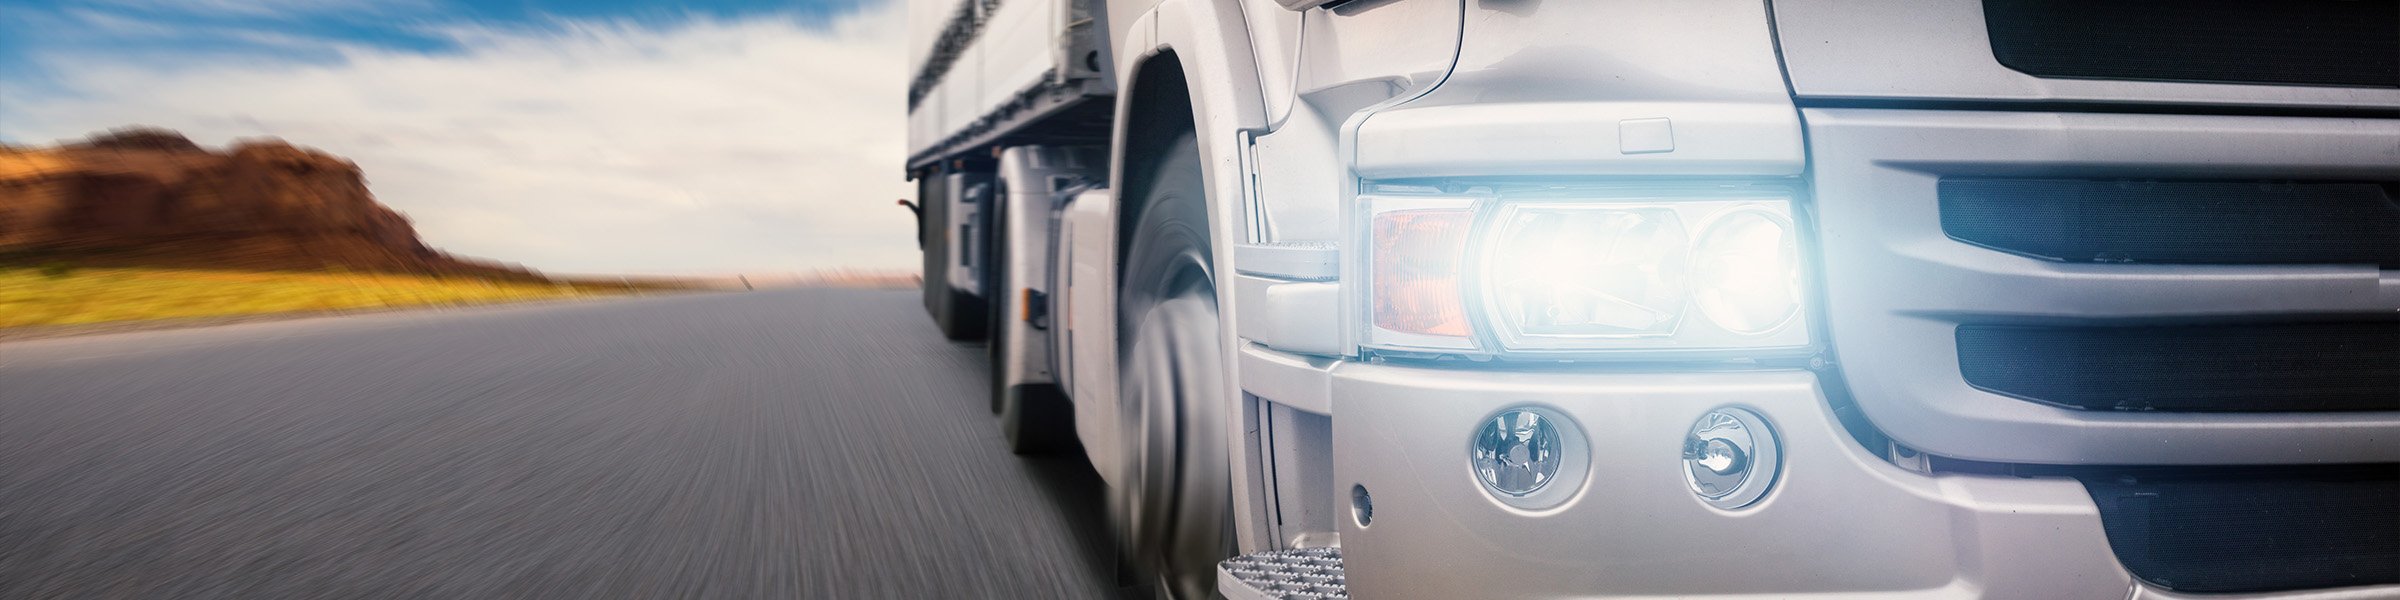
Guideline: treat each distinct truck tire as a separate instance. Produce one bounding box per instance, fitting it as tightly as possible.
[920,175,985,341]
[988,190,1077,454]
[1114,130,1234,600]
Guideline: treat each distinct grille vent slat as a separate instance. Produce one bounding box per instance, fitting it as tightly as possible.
[1957,323,2400,412]
[2083,466,2400,593]
[1984,0,2400,89]
[1939,178,2400,268]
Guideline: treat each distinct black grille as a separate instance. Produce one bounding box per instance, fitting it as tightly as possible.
[2082,465,2400,593]
[1940,178,2400,268]
[1983,0,2400,88]
[1956,323,2400,412]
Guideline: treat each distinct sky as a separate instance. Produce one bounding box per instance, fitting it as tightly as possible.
[0,0,917,277]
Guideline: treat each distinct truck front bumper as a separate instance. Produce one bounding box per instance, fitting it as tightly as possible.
[1279,362,2389,600]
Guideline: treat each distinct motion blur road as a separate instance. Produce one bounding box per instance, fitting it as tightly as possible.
[0,288,1120,599]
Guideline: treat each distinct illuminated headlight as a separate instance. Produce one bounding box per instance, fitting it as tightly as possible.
[1482,204,1693,343]
[1691,208,1804,335]
[1363,187,1811,356]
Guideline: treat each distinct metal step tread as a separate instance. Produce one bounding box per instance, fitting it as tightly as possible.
[1218,547,1348,600]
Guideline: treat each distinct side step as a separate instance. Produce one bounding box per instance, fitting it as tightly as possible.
[1218,547,1348,600]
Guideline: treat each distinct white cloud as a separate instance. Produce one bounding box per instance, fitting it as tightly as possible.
[2,5,918,277]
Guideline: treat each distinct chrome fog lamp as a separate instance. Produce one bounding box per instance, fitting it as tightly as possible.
[1473,409,1563,496]
[1470,407,1589,509]
[1683,407,1780,509]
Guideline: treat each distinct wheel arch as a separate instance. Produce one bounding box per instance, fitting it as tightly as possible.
[1101,0,1276,557]
[1109,0,1269,282]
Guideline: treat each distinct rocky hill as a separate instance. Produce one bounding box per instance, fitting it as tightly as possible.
[0,127,536,279]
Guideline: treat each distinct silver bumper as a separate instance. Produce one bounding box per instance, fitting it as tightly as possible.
[1315,362,2399,599]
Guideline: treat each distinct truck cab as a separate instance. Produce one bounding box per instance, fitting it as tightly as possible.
[906,1,2400,598]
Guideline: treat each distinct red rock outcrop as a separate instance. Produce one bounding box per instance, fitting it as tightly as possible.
[0,127,537,279]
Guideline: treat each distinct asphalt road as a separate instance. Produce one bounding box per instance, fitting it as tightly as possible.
[0,288,1120,599]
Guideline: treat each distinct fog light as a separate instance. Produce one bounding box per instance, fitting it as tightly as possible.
[1473,410,1562,497]
[1682,407,1779,509]
[1470,407,1590,510]
[1692,437,1747,475]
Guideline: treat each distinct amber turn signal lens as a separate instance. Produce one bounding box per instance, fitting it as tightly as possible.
[1371,209,1473,338]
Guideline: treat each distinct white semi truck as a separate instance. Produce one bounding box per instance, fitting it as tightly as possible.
[902,0,2400,598]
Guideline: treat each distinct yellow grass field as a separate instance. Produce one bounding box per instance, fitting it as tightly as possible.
[0,267,620,329]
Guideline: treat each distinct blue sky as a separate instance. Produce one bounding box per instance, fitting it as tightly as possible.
[0,0,916,276]
[2,0,874,132]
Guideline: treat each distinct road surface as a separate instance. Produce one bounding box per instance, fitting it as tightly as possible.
[0,288,1120,599]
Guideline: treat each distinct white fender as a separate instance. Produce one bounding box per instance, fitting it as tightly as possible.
[1074,0,1275,552]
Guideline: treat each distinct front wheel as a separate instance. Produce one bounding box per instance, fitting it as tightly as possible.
[1114,131,1234,599]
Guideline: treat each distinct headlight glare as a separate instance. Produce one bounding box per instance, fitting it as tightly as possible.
[1484,205,1691,343]
[1692,208,1803,335]
[1359,186,1811,357]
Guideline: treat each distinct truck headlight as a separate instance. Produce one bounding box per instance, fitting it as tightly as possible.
[1363,186,1812,357]
[1691,208,1803,335]
[1483,204,1692,343]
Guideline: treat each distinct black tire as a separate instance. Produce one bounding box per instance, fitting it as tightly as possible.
[1113,130,1235,600]
[935,290,985,341]
[920,175,986,341]
[1001,384,1077,455]
[987,184,1014,415]
[989,186,1077,454]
